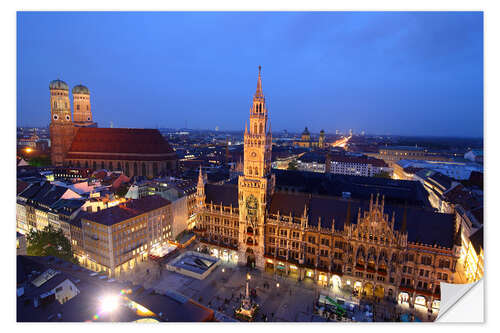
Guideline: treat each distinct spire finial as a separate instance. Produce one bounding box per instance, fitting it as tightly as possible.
[255,66,263,98]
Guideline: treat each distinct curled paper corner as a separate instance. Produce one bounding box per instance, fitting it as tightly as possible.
[436,278,484,322]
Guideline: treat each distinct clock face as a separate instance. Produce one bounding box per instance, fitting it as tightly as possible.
[251,152,257,158]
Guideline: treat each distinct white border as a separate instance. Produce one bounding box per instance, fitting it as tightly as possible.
[3,1,496,332]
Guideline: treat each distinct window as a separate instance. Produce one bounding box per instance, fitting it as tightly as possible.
[421,256,432,265]
[55,286,63,293]
[439,259,450,268]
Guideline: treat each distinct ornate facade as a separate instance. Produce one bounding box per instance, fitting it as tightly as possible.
[194,67,461,312]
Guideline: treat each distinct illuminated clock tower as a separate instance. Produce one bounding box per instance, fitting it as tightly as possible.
[238,66,275,269]
[49,79,74,166]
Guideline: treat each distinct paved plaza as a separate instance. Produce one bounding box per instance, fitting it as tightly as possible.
[116,243,438,322]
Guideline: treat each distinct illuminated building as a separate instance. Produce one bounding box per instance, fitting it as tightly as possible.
[294,127,326,148]
[373,146,450,168]
[48,80,177,177]
[327,154,390,177]
[72,84,95,127]
[78,195,173,276]
[194,67,461,312]
[49,80,75,167]
[462,226,483,282]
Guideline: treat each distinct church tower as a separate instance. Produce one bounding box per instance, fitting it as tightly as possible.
[72,84,96,127]
[49,79,74,166]
[238,66,275,269]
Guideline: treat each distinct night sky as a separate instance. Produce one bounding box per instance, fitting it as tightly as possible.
[17,12,483,137]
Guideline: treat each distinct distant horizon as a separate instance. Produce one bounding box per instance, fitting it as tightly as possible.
[17,12,483,137]
[16,124,484,140]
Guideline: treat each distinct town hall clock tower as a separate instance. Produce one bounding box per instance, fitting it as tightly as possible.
[238,66,275,269]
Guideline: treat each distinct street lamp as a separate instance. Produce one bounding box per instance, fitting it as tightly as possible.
[276,283,280,288]
[247,273,251,280]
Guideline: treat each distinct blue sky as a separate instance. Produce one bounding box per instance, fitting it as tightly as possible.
[17,12,483,137]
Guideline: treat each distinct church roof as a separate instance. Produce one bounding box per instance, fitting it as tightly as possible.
[49,79,68,91]
[72,84,90,95]
[66,128,176,161]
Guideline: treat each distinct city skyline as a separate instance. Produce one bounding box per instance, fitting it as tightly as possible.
[17,12,483,137]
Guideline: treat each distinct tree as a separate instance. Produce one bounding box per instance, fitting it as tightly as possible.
[115,184,130,198]
[26,225,77,263]
[287,160,298,171]
[28,155,52,167]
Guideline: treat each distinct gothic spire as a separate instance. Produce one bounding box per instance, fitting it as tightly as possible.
[255,65,263,98]
[197,165,204,186]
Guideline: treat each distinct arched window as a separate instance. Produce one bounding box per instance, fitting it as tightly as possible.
[101,161,105,169]
[86,105,89,111]
[254,167,258,176]
[92,161,96,170]
[248,167,252,175]
[134,162,138,176]
[125,162,129,176]
[254,124,257,133]
[76,161,81,167]
[85,161,89,168]
[259,123,263,134]
[54,101,57,108]
[109,161,113,170]
[76,104,80,111]
[142,163,147,176]
[117,162,122,171]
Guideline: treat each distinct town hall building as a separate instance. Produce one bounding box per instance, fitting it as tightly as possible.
[194,67,461,312]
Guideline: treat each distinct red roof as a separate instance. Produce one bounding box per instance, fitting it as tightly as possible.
[83,195,171,226]
[67,128,176,158]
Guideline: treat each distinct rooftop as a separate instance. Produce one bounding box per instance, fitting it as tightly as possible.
[272,169,431,207]
[268,191,455,248]
[83,195,171,226]
[67,128,176,160]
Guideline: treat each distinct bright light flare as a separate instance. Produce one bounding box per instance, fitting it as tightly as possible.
[99,295,120,313]
[25,147,33,153]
